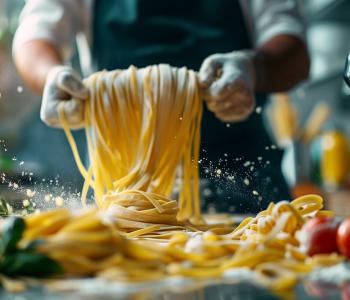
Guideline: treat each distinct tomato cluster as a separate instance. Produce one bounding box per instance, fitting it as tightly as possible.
[302,216,350,258]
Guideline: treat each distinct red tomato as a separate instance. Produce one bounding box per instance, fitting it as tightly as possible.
[302,217,339,256]
[303,217,333,233]
[337,218,350,259]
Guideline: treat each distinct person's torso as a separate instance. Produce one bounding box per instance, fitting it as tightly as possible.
[92,0,251,69]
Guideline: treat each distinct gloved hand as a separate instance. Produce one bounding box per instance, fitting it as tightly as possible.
[40,66,89,129]
[199,51,256,123]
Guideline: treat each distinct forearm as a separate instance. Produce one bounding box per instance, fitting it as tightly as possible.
[14,40,63,94]
[253,35,310,92]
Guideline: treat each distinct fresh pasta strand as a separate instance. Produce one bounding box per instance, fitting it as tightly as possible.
[59,65,203,225]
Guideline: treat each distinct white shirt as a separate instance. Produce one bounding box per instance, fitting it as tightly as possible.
[13,0,305,76]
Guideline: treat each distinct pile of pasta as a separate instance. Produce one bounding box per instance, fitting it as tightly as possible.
[4,65,342,292]
[19,194,342,292]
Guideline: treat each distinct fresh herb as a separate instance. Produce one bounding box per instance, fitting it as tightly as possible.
[0,217,24,255]
[0,217,63,277]
[0,252,62,277]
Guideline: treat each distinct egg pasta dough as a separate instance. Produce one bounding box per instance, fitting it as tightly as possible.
[59,64,203,225]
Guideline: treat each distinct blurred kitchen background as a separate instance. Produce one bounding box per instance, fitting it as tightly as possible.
[0,0,350,213]
[0,0,85,208]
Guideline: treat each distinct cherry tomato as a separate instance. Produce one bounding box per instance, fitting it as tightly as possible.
[302,217,339,256]
[337,218,350,259]
[303,217,333,233]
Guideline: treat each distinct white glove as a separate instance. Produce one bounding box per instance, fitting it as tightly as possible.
[199,51,256,123]
[40,66,89,129]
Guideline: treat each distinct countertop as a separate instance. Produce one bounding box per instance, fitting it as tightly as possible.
[0,279,346,300]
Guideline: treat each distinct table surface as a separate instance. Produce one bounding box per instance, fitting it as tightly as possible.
[0,279,346,300]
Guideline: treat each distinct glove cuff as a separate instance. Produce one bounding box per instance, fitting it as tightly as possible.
[232,50,257,91]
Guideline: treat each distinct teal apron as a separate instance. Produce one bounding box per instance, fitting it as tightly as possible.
[92,0,290,213]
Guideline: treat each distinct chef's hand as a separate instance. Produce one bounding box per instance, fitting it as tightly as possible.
[199,51,256,123]
[40,66,89,129]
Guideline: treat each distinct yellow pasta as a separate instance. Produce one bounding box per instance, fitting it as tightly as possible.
[17,193,342,292]
[59,65,202,225]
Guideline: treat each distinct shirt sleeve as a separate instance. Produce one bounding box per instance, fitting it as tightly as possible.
[242,0,306,47]
[12,0,84,62]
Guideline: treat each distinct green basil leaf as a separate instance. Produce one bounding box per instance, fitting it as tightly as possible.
[0,252,63,277]
[0,217,25,255]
